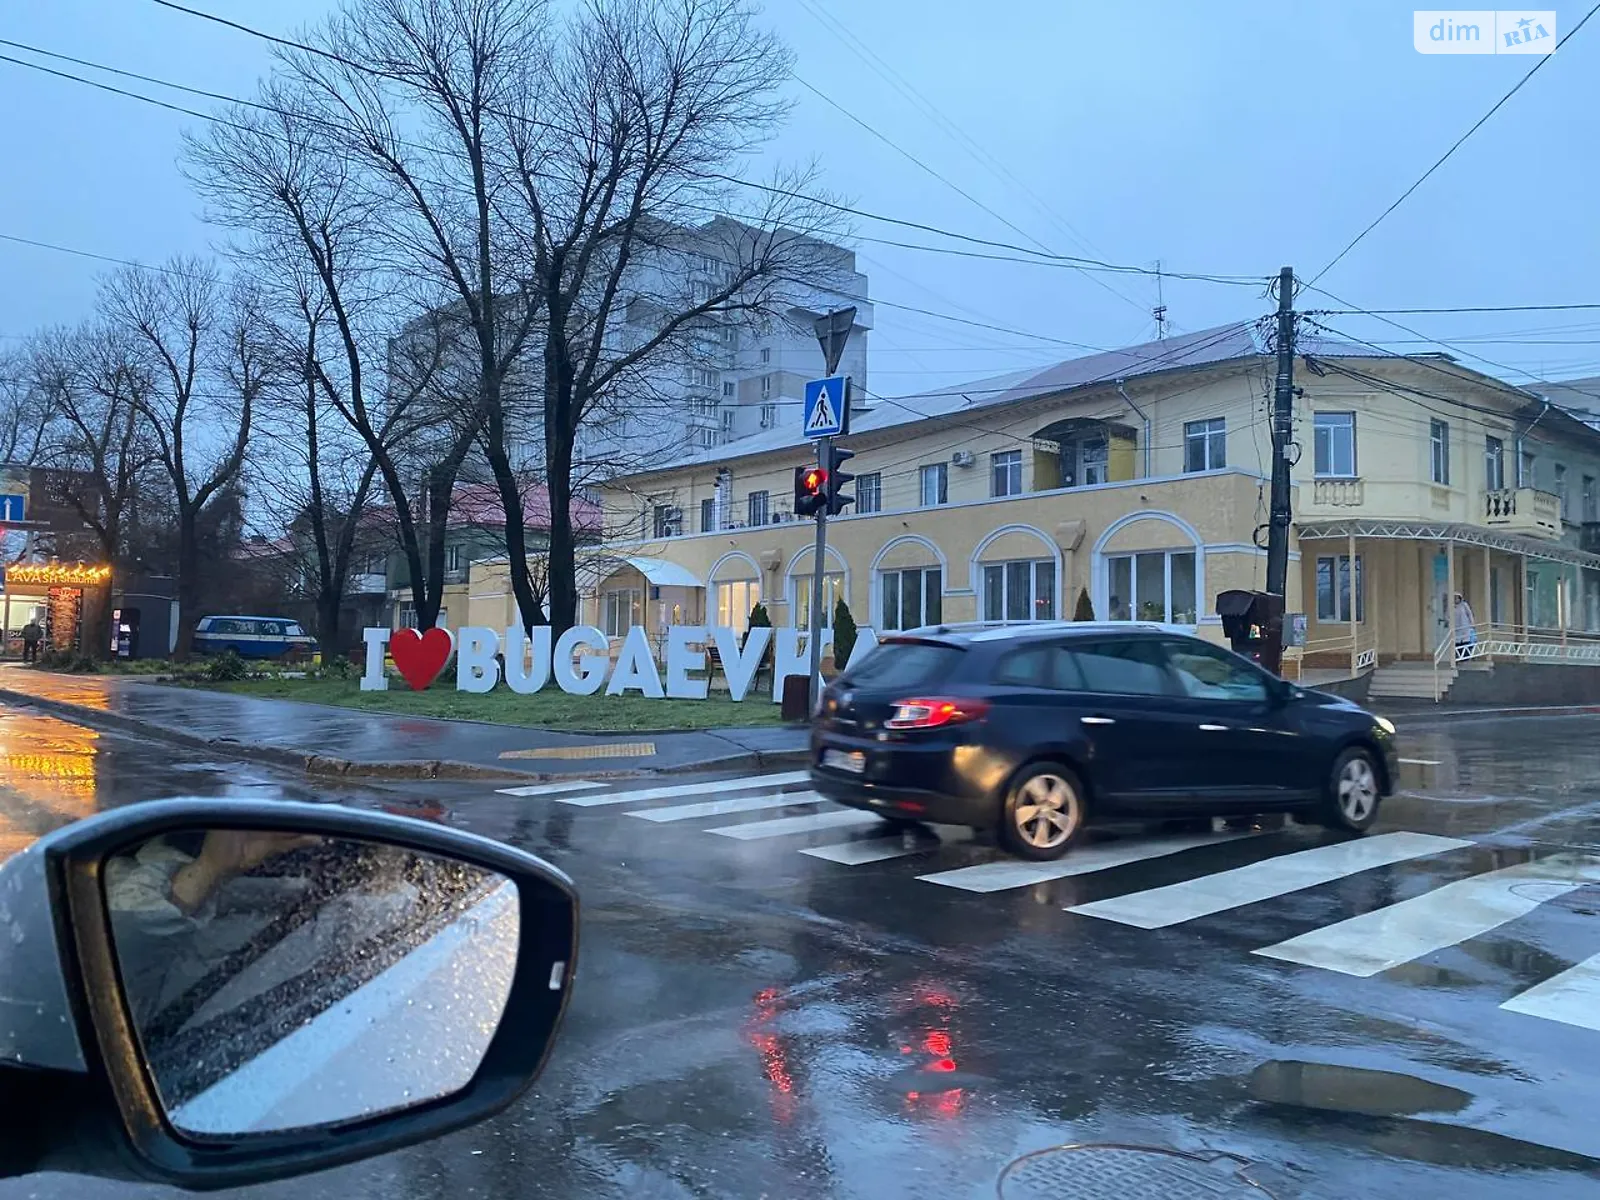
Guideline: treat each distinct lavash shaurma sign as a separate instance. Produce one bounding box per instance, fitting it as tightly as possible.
[360,624,880,702]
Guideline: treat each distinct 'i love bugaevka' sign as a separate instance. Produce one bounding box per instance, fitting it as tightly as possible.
[359,624,880,702]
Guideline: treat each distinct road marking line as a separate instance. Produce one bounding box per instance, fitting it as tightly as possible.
[1399,758,1442,766]
[557,771,811,807]
[628,792,823,822]
[708,809,881,840]
[1070,831,1469,929]
[1501,952,1600,1031]
[495,780,607,798]
[501,741,655,760]
[921,831,1255,895]
[1254,853,1600,977]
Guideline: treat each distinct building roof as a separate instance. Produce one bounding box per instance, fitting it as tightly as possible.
[627,320,1397,478]
[1527,374,1600,418]
[447,482,603,533]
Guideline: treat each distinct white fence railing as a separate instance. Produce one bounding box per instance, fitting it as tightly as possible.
[1433,622,1600,699]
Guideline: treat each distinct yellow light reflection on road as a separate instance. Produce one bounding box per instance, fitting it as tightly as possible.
[0,713,102,862]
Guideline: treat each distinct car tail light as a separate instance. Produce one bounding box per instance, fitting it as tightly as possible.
[885,697,990,730]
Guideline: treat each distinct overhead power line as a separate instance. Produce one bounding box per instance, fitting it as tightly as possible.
[1308,303,1600,316]
[1311,1,1600,284]
[132,1,1261,286]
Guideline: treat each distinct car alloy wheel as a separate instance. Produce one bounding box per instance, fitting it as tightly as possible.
[1338,755,1378,824]
[1013,772,1081,851]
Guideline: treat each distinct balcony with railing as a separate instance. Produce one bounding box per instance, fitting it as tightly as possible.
[1310,477,1365,508]
[1482,487,1562,538]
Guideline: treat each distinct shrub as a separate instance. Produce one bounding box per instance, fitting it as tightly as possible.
[38,648,100,674]
[832,598,858,667]
[205,649,248,682]
[744,601,772,651]
[1073,588,1095,621]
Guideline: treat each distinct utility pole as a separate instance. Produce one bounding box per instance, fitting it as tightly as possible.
[1262,265,1296,674]
[807,308,856,710]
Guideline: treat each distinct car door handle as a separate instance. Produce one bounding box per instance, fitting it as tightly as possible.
[1198,723,1229,731]
[1081,716,1116,726]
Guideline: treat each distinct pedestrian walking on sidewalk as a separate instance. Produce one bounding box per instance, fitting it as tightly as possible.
[20,619,42,664]
[1453,593,1477,660]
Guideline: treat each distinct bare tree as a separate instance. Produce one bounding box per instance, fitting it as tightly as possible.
[494,0,846,633]
[268,0,550,632]
[28,325,155,571]
[104,260,268,655]
[185,80,475,631]
[0,347,55,466]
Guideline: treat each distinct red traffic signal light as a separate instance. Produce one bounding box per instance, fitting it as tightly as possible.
[795,466,829,516]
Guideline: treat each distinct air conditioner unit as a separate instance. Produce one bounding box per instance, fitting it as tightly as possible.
[951,450,976,468]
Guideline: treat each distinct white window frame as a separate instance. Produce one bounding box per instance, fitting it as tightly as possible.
[1315,554,1365,623]
[444,544,463,572]
[878,566,943,631]
[1485,435,1505,490]
[856,472,882,514]
[760,374,772,399]
[919,462,948,507]
[714,579,760,633]
[990,450,1023,497]
[1313,412,1357,478]
[1103,550,1198,626]
[603,588,642,638]
[792,572,845,630]
[722,380,736,398]
[981,559,1058,623]
[1555,463,1569,519]
[747,490,769,526]
[700,497,716,533]
[1183,418,1226,473]
[1429,419,1450,486]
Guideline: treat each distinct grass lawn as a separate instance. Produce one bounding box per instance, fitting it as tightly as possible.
[192,676,786,731]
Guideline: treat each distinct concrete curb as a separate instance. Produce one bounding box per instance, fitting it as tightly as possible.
[0,686,531,783]
[0,686,812,784]
[1383,704,1600,727]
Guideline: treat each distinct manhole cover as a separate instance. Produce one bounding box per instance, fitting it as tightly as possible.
[998,1144,1275,1199]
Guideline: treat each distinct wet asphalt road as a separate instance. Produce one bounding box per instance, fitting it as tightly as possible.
[3,704,1600,1198]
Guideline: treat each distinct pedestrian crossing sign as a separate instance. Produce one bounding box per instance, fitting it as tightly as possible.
[802,375,848,439]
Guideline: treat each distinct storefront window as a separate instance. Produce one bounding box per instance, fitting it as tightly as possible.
[1105,550,1198,625]
[715,579,760,633]
[981,560,1056,622]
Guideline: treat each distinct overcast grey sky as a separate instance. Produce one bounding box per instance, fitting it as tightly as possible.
[2,0,1597,400]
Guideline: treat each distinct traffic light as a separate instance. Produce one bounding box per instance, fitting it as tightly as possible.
[825,445,856,515]
[794,465,829,516]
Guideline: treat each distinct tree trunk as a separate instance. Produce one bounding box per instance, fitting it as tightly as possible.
[545,430,578,636]
[484,441,540,634]
[316,590,341,662]
[174,509,200,658]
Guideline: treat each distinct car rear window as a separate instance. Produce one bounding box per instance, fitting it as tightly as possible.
[843,642,965,691]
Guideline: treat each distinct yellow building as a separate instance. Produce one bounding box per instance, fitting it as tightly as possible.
[464,322,1600,702]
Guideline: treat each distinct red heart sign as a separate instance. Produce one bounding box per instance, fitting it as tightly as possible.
[389,627,455,690]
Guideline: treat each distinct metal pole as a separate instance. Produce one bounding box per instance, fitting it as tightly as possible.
[1263,265,1296,675]
[807,434,831,711]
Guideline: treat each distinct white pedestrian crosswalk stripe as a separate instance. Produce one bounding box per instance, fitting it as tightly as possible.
[1254,853,1600,977]
[495,780,607,798]
[1500,951,1600,1032]
[920,830,1255,894]
[629,791,824,823]
[708,809,882,840]
[1068,831,1469,928]
[483,771,1600,1035]
[557,770,812,807]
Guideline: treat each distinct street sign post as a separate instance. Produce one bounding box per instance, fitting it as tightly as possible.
[804,309,858,712]
[0,495,25,523]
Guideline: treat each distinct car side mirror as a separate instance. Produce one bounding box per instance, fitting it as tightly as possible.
[0,798,576,1192]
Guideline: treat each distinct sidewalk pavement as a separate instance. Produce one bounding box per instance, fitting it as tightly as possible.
[0,667,809,781]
